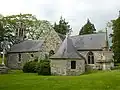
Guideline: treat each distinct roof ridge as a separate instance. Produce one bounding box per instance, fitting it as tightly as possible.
[70,33,106,38]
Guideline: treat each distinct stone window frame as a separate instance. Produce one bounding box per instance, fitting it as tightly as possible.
[49,50,55,57]
[71,61,76,69]
[30,54,34,57]
[18,53,22,62]
[87,51,94,64]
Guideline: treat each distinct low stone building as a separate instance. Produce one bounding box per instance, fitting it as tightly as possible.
[7,27,62,69]
[7,40,44,69]
[7,22,114,74]
[50,36,85,76]
[70,33,114,71]
[50,32,114,75]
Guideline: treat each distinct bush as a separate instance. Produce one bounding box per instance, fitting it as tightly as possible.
[37,60,51,75]
[23,61,37,73]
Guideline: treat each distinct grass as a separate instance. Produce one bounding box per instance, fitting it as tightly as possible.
[0,57,2,64]
[0,57,6,64]
[0,70,120,90]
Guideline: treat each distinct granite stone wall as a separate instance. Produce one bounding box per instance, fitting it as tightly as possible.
[7,52,41,69]
[51,59,85,76]
[79,51,114,70]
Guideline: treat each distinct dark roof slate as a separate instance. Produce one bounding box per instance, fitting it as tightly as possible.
[8,40,44,53]
[50,37,84,59]
[70,33,106,50]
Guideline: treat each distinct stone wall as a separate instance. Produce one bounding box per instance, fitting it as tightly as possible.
[79,51,114,70]
[41,27,62,53]
[7,51,41,69]
[78,51,103,64]
[51,59,85,76]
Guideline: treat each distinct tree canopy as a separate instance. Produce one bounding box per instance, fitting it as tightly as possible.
[53,16,72,35]
[79,19,96,35]
[111,17,120,63]
[0,13,56,52]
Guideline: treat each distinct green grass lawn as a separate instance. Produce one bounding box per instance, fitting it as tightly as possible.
[0,57,2,64]
[0,57,6,64]
[0,70,120,90]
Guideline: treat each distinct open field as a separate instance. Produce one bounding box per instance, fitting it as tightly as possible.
[0,70,120,90]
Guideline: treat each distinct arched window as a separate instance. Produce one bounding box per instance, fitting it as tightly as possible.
[18,53,21,62]
[49,50,55,57]
[87,51,94,64]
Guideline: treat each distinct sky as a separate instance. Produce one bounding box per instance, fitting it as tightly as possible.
[0,0,120,35]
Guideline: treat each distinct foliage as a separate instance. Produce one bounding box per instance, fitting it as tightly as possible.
[1,70,120,90]
[23,61,37,73]
[23,58,51,75]
[1,14,38,40]
[0,14,37,51]
[0,13,55,52]
[111,17,120,63]
[0,21,14,52]
[79,19,96,35]
[0,57,7,65]
[53,16,72,35]
[0,57,2,64]
[37,60,51,75]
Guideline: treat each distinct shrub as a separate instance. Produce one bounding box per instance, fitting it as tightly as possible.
[23,61,37,73]
[37,60,51,75]
[34,56,38,62]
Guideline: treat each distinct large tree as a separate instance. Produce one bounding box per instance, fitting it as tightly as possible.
[0,18,14,52]
[111,17,120,63]
[79,19,96,35]
[53,16,72,35]
[0,13,59,51]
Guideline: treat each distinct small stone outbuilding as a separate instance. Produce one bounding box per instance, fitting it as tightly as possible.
[50,37,85,76]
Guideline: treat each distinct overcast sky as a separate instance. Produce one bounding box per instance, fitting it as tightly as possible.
[0,0,120,35]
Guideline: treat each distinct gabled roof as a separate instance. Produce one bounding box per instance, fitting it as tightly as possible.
[8,40,44,53]
[57,33,66,41]
[70,33,106,50]
[50,37,84,59]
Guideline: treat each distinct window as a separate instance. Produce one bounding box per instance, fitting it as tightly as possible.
[18,53,21,62]
[31,54,34,57]
[15,29,18,36]
[19,28,24,36]
[71,61,76,69]
[49,50,55,57]
[87,51,94,64]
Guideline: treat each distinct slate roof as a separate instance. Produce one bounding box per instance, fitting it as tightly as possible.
[50,37,85,59]
[8,40,44,53]
[70,33,106,50]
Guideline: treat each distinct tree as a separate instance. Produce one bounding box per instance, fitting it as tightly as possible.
[111,17,120,63]
[79,19,96,35]
[1,14,38,40]
[0,21,14,52]
[53,16,72,35]
[1,14,56,40]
